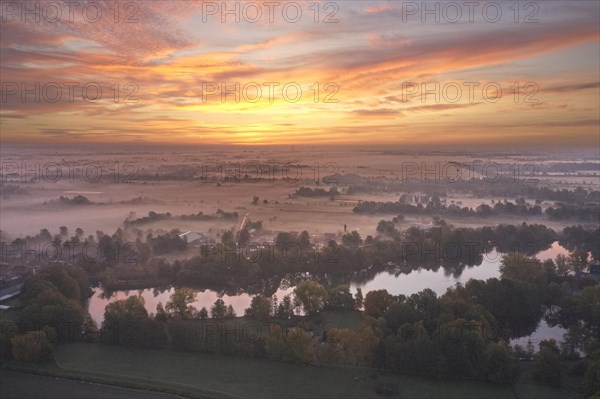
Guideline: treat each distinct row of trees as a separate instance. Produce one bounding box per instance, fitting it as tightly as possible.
[353,198,543,217]
[124,210,239,227]
[354,197,599,222]
[146,281,362,325]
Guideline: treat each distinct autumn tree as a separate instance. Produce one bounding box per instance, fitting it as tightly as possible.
[364,289,394,318]
[294,280,328,316]
[11,331,53,363]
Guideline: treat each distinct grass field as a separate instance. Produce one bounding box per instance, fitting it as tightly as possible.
[1,342,582,399]
[0,370,179,399]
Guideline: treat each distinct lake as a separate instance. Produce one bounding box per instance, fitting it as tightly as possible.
[88,242,569,343]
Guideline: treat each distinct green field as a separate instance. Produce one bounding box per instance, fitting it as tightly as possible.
[2,342,582,399]
[0,370,179,399]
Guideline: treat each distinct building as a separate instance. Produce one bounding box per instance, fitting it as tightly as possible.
[178,231,214,247]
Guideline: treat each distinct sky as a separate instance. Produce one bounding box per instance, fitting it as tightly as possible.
[0,0,599,147]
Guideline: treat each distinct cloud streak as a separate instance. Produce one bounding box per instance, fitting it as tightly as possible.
[0,0,598,146]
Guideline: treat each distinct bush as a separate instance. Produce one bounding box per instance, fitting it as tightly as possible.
[482,343,520,384]
[567,358,589,377]
[11,331,53,363]
[532,346,561,387]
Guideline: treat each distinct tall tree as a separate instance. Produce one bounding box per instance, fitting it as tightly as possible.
[294,280,328,316]
[165,288,197,320]
[211,299,227,319]
[245,295,272,321]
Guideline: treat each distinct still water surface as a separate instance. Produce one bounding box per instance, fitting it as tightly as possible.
[88,242,569,343]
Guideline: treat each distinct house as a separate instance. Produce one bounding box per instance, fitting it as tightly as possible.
[178,231,214,247]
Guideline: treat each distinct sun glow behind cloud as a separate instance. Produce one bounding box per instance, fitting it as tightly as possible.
[0,0,598,147]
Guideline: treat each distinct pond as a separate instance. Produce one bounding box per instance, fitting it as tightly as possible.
[88,242,569,343]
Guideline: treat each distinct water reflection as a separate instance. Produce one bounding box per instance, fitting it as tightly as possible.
[88,285,294,324]
[88,242,569,342]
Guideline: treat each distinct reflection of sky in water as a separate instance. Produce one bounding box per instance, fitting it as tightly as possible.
[88,242,569,342]
[511,319,566,348]
[349,242,568,297]
[88,286,294,324]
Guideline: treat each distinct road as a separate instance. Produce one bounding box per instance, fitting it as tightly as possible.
[0,283,23,302]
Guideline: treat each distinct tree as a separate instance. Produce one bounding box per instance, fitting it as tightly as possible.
[18,275,85,341]
[245,295,272,321]
[384,302,417,333]
[294,280,328,316]
[466,278,543,339]
[513,344,533,361]
[226,305,236,318]
[221,230,235,248]
[198,307,208,320]
[252,196,259,205]
[364,289,394,318]
[37,265,83,301]
[533,340,562,387]
[155,302,168,322]
[275,232,298,251]
[271,295,278,317]
[211,299,227,319]
[482,343,520,384]
[555,254,570,276]
[383,321,439,376]
[342,231,362,247]
[568,249,589,273]
[354,288,364,310]
[267,325,311,364]
[102,296,149,346]
[165,288,197,320]
[59,226,68,236]
[277,295,295,319]
[327,285,355,309]
[499,253,547,288]
[298,231,311,250]
[238,228,250,246]
[583,357,600,397]
[11,331,53,363]
[376,220,397,236]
